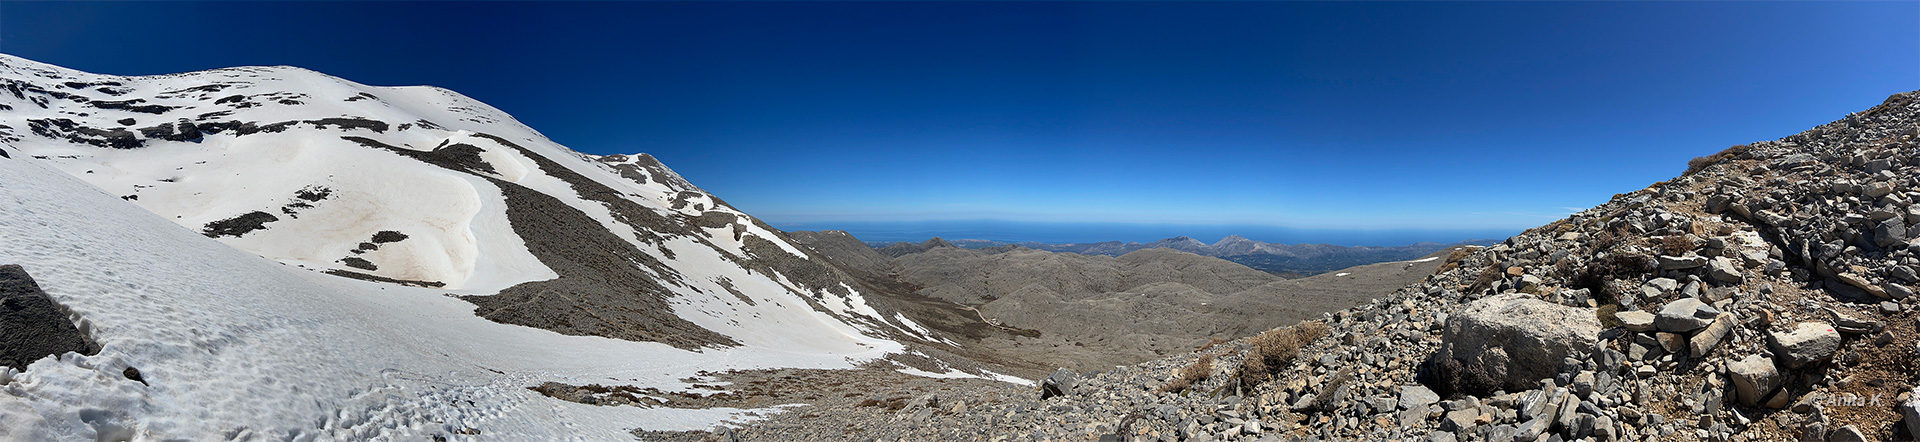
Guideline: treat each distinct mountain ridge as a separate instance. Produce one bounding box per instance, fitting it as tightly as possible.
[0,53,1021,438]
[789,229,1463,371]
[871,234,1497,276]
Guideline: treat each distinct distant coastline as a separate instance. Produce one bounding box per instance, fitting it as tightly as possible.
[773,219,1517,247]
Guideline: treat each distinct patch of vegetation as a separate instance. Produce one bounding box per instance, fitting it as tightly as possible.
[1661,235,1696,255]
[1159,354,1212,393]
[1237,321,1328,387]
[1591,229,1619,251]
[1572,252,1652,306]
[856,397,910,411]
[1423,356,1502,399]
[1467,261,1504,294]
[1686,144,1751,175]
[1438,247,1475,273]
[1552,257,1579,281]
[1596,304,1623,329]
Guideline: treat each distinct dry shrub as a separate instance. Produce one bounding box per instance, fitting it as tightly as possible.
[1519,282,1548,296]
[1159,355,1213,393]
[1468,261,1504,293]
[857,397,910,411]
[1438,247,1475,273]
[1596,304,1623,329]
[1686,144,1751,175]
[1422,356,1501,399]
[1573,252,1652,305]
[1238,321,1330,387]
[1661,235,1696,255]
[1553,258,1579,280]
[1238,354,1268,388]
[1591,229,1619,251]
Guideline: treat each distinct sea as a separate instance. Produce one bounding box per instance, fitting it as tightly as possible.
[770,220,1517,247]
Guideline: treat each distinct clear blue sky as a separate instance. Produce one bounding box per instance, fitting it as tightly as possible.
[2,1,1915,242]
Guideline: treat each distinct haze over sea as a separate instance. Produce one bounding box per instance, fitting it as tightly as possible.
[775,220,1513,247]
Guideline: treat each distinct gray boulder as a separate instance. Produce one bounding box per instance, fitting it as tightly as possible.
[1400,384,1440,411]
[1438,294,1601,391]
[1645,277,1679,294]
[1726,354,1780,406]
[1,264,98,371]
[1828,308,1885,335]
[1878,217,1909,248]
[1689,313,1735,358]
[1868,181,1896,198]
[1769,322,1842,369]
[1655,298,1718,333]
[1830,425,1869,442]
[1040,368,1077,399]
[1708,257,1743,284]
[1440,409,1478,432]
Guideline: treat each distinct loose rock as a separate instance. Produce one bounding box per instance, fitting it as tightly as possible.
[1769,322,1841,369]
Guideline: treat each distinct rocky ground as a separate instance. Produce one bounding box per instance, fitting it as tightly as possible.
[617,91,1920,442]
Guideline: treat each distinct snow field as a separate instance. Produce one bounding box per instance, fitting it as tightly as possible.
[0,53,980,439]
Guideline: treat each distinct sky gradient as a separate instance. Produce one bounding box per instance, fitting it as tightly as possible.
[2,1,1915,245]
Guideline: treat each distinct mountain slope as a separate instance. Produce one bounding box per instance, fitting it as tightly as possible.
[664,91,1920,442]
[0,54,996,439]
[0,53,950,351]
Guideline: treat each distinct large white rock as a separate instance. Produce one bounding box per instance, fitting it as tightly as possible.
[1438,294,1601,391]
[1616,310,1657,333]
[1905,386,1920,442]
[1658,255,1709,270]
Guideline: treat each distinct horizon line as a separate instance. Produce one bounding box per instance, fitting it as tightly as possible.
[771,219,1522,247]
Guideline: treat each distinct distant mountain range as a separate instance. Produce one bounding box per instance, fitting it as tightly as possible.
[870,235,1499,277]
[790,230,1462,371]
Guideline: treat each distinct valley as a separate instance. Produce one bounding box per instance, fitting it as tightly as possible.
[0,52,1915,442]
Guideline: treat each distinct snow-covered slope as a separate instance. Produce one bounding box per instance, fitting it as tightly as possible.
[0,54,956,439]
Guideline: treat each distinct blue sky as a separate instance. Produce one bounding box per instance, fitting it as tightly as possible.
[2,1,1915,244]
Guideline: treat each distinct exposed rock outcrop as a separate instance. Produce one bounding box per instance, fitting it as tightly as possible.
[1435,294,1600,391]
[0,264,96,371]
